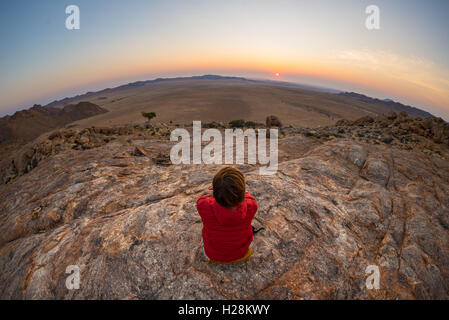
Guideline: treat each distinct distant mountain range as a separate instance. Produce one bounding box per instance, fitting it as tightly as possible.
[42,75,434,118]
[339,92,435,119]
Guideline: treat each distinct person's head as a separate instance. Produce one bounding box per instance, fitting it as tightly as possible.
[213,166,246,209]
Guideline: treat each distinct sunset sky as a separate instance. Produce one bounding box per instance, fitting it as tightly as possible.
[1,0,448,119]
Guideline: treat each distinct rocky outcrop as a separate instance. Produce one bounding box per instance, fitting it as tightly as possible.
[0,102,108,146]
[291,112,449,160]
[0,133,448,299]
[334,112,449,145]
[0,125,171,184]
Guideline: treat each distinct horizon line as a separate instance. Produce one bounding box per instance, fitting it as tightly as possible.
[0,74,435,119]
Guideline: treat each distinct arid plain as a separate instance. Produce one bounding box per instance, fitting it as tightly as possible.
[56,78,383,128]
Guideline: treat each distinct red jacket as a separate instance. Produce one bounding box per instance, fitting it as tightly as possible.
[197,192,258,262]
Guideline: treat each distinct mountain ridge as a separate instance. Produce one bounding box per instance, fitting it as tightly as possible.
[0,101,107,147]
[339,92,435,119]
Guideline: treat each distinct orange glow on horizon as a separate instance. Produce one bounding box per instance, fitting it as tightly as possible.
[9,49,448,120]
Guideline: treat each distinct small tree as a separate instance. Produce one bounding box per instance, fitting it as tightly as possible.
[142,112,156,123]
[229,119,245,128]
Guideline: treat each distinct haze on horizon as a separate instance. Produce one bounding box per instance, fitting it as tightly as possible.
[1,0,448,120]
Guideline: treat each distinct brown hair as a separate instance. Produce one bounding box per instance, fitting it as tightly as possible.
[213,166,246,209]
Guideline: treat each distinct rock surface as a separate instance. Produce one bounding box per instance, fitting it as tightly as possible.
[289,111,449,160]
[1,131,448,299]
[0,125,171,184]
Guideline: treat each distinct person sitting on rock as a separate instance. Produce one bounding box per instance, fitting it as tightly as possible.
[196,166,258,264]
